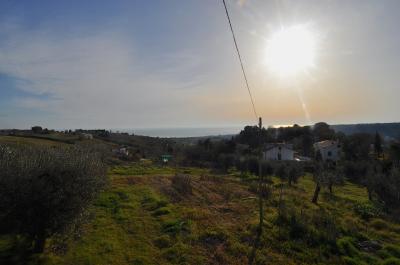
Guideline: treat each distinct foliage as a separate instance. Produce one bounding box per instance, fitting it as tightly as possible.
[373,167,400,210]
[382,258,400,265]
[374,132,383,156]
[171,174,192,195]
[342,133,373,161]
[313,122,336,141]
[342,161,369,184]
[353,202,382,221]
[0,145,107,253]
[337,237,360,258]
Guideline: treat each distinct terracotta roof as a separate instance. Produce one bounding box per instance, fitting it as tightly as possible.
[314,140,338,149]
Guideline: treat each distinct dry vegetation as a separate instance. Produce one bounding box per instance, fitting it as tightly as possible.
[1,162,397,265]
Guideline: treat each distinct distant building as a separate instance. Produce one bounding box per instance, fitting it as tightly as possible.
[80,133,93,140]
[314,140,341,161]
[113,147,129,157]
[264,143,294,161]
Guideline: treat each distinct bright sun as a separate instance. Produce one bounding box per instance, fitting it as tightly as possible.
[264,24,317,77]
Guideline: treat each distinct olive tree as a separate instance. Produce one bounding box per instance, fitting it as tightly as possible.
[311,161,343,203]
[0,145,107,253]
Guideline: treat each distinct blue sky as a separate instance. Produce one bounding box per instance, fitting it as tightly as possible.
[1,0,399,129]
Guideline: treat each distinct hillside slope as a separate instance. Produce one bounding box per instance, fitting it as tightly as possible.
[2,164,398,265]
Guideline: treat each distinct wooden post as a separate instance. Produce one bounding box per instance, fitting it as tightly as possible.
[258,117,263,234]
[248,117,264,265]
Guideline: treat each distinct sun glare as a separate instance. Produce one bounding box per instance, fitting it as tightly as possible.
[264,24,317,77]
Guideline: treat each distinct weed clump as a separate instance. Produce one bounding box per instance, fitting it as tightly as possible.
[337,237,360,258]
[370,219,389,231]
[382,258,400,265]
[154,235,172,249]
[353,202,382,221]
[171,174,192,195]
[152,207,171,217]
[385,245,400,259]
[162,242,188,263]
[199,229,228,246]
[342,256,367,265]
[162,220,190,237]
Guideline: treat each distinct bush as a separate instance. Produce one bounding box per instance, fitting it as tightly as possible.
[288,212,308,240]
[354,202,382,221]
[337,237,360,258]
[154,235,172,249]
[373,167,400,210]
[342,161,369,183]
[342,256,367,265]
[199,229,228,246]
[171,174,192,195]
[0,145,107,253]
[153,207,171,217]
[162,243,188,263]
[382,258,400,265]
[248,181,271,199]
[370,219,389,231]
[162,220,190,236]
[385,245,400,259]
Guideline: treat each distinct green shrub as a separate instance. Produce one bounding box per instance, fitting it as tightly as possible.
[288,213,308,240]
[153,207,171,217]
[154,235,172,249]
[371,219,389,231]
[354,202,382,221]
[385,245,400,258]
[343,256,367,265]
[199,229,228,246]
[377,249,392,259]
[382,258,400,265]
[227,240,248,257]
[141,195,168,211]
[162,243,188,263]
[171,174,192,195]
[337,237,360,258]
[162,220,190,236]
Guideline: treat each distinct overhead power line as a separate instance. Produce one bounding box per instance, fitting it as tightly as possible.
[222,0,258,120]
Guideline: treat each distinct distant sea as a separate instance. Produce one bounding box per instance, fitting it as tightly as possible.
[114,127,243,138]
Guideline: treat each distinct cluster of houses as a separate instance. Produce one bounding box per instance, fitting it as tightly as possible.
[263,140,341,162]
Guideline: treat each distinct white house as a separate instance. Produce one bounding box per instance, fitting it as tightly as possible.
[113,147,129,157]
[80,133,93,140]
[263,143,294,161]
[313,140,341,161]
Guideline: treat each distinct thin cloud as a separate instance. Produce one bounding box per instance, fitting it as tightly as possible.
[0,22,214,128]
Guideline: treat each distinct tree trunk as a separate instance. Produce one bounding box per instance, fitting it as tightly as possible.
[312,183,321,204]
[367,188,372,201]
[33,234,46,253]
[288,178,292,187]
[278,184,284,218]
[329,183,333,194]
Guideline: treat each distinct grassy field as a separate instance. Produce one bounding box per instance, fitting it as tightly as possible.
[0,136,68,147]
[1,163,400,265]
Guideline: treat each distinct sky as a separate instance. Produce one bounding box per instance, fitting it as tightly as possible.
[0,0,399,130]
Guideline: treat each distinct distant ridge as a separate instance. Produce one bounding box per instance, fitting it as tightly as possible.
[331,122,400,139]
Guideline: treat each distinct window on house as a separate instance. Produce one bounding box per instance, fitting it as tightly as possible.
[328,151,332,156]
